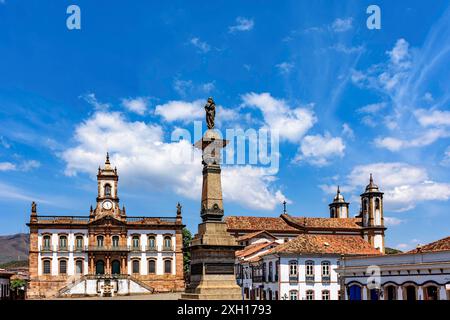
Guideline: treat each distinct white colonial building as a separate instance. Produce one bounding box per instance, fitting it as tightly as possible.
[337,236,450,300]
[236,233,380,300]
[0,270,13,300]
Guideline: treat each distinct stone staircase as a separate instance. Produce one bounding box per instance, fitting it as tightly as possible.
[56,274,155,297]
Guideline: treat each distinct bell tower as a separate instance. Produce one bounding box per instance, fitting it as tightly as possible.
[329,186,349,218]
[360,174,386,253]
[94,153,121,218]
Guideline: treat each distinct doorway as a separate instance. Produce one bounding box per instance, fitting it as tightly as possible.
[96,260,105,275]
[111,260,121,275]
[405,285,416,301]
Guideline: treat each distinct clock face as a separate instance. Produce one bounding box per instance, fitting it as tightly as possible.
[102,200,113,210]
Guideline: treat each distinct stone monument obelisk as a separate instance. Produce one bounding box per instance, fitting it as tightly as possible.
[181,97,242,300]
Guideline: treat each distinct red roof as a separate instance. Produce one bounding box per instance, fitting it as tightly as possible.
[262,234,381,256]
[225,216,298,233]
[236,241,278,259]
[236,230,277,242]
[408,236,450,253]
[226,214,363,233]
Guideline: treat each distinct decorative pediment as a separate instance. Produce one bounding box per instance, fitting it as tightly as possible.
[89,214,126,226]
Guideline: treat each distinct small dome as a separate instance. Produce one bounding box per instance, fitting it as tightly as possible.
[365,173,379,192]
[203,129,221,140]
[333,186,345,203]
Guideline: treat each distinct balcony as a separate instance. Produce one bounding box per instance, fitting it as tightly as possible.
[130,246,142,252]
[321,275,331,283]
[162,246,173,252]
[88,245,130,252]
[253,276,263,283]
[58,246,69,252]
[305,275,315,283]
[289,275,298,283]
[145,246,157,252]
[41,246,53,252]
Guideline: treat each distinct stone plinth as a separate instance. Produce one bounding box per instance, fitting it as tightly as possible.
[181,222,242,300]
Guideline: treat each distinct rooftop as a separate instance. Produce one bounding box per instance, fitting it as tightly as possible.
[262,234,381,256]
[408,236,450,254]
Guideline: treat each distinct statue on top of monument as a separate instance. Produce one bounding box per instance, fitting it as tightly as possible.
[204,97,216,129]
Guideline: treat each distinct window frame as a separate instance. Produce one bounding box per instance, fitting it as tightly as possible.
[289,260,298,277]
[306,290,315,301]
[148,259,156,274]
[104,183,112,197]
[163,235,172,250]
[322,290,330,300]
[97,235,104,247]
[163,259,172,274]
[289,290,298,300]
[132,259,140,274]
[43,259,51,275]
[75,259,83,275]
[59,259,68,275]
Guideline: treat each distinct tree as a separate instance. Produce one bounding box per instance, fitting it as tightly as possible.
[182,227,192,279]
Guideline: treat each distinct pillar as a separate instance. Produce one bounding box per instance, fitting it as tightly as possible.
[439,285,447,300]
[90,255,94,274]
[362,286,368,300]
[397,286,403,300]
[417,286,423,300]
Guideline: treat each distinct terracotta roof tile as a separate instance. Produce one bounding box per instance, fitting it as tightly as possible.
[282,214,362,230]
[407,236,450,253]
[262,234,381,256]
[225,216,298,232]
[236,241,277,259]
[236,230,277,242]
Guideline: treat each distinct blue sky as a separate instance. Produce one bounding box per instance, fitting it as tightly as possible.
[0,1,449,251]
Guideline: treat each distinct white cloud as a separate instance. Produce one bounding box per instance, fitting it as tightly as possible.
[384,216,404,226]
[294,133,345,166]
[0,162,16,171]
[173,79,215,97]
[0,160,40,172]
[441,147,450,166]
[414,108,450,127]
[346,162,450,211]
[0,136,10,148]
[375,128,449,151]
[342,123,354,139]
[80,93,110,111]
[331,18,353,32]
[387,38,411,68]
[154,100,204,122]
[61,111,287,210]
[357,102,387,114]
[275,62,294,74]
[121,97,148,115]
[229,17,254,33]
[241,92,316,143]
[330,43,364,54]
[190,37,211,53]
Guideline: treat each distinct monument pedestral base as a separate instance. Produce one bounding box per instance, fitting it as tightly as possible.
[181,221,243,300]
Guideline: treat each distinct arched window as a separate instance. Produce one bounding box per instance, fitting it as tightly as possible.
[363,199,368,212]
[405,285,416,301]
[111,260,120,275]
[305,260,315,281]
[75,235,83,250]
[164,259,172,274]
[289,290,298,300]
[385,285,396,300]
[268,261,273,282]
[132,260,140,274]
[148,236,156,249]
[104,184,111,196]
[112,236,119,247]
[148,260,156,274]
[75,260,83,275]
[43,235,51,250]
[306,290,315,300]
[289,260,298,277]
[321,261,330,277]
[322,290,330,300]
[97,235,104,247]
[164,236,172,250]
[424,285,439,300]
[43,259,51,274]
[96,260,105,275]
[59,259,67,275]
[59,235,68,250]
[375,198,380,210]
[132,235,140,249]
[331,208,336,218]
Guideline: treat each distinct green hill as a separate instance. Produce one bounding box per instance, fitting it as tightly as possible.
[0,233,29,265]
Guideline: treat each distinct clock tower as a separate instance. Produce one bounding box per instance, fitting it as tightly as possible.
[93,153,123,219]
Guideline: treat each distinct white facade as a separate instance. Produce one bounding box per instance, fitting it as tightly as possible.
[337,250,450,300]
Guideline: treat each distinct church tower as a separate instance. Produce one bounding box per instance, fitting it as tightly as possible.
[329,186,349,218]
[360,174,386,253]
[93,153,122,219]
